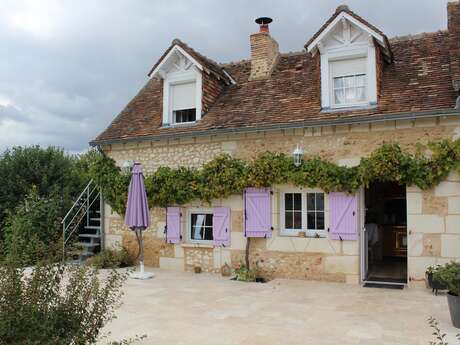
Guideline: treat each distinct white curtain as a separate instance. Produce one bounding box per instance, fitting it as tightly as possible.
[193,214,206,240]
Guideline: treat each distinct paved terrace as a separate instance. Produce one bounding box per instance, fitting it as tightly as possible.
[102,268,459,345]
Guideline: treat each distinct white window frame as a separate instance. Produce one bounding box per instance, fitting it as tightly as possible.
[280,187,329,237]
[162,68,202,127]
[330,59,368,108]
[319,40,377,110]
[186,208,213,245]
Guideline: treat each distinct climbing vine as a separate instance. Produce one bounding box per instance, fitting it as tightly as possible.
[88,138,460,215]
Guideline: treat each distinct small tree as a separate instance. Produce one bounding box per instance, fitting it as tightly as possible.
[0,263,128,345]
[2,188,62,266]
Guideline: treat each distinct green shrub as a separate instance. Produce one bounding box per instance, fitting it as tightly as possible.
[434,262,460,296]
[0,263,127,345]
[2,188,62,266]
[234,264,256,282]
[87,247,136,269]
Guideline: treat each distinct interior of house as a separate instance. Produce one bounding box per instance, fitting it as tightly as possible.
[365,181,407,284]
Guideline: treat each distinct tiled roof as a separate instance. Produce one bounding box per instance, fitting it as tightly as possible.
[92,30,458,145]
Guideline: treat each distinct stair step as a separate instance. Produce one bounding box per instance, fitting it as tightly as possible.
[90,218,101,221]
[84,225,100,230]
[95,210,101,214]
[77,242,99,248]
[79,234,101,239]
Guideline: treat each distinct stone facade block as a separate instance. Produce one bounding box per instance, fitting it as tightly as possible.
[435,182,460,197]
[446,215,460,234]
[337,157,361,168]
[441,234,460,258]
[231,232,247,250]
[421,234,441,257]
[160,257,184,271]
[408,233,424,257]
[408,256,436,280]
[407,193,422,214]
[407,214,445,233]
[448,197,460,214]
[324,256,359,275]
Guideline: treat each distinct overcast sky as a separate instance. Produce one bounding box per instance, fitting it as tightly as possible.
[0,0,450,153]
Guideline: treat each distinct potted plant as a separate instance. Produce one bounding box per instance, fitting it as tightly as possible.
[234,264,256,282]
[426,265,448,294]
[434,262,460,328]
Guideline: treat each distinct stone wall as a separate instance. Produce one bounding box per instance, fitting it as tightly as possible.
[102,116,460,286]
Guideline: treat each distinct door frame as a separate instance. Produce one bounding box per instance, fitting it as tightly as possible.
[359,185,407,286]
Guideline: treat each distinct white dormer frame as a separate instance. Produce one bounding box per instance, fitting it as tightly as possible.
[307,14,380,110]
[306,12,385,55]
[150,45,203,126]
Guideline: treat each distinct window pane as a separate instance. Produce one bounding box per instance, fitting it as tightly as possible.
[356,86,366,101]
[174,108,196,123]
[334,89,345,104]
[343,76,354,88]
[293,193,302,211]
[333,77,343,89]
[293,211,302,229]
[205,214,213,227]
[285,211,293,229]
[316,193,324,211]
[285,194,293,210]
[307,193,315,211]
[345,87,355,102]
[307,212,316,229]
[316,212,325,230]
[191,213,213,241]
[203,227,213,241]
[355,74,366,87]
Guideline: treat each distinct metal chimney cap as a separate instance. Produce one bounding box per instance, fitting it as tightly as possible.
[255,17,273,25]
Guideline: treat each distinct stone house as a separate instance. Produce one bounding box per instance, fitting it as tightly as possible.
[91,2,460,287]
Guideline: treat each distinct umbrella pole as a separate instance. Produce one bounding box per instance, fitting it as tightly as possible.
[139,228,144,274]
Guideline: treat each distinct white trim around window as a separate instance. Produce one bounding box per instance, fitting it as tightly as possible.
[279,188,329,237]
[162,70,202,126]
[320,44,377,110]
[186,208,213,245]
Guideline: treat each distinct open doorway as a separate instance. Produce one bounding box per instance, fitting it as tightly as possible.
[363,181,407,285]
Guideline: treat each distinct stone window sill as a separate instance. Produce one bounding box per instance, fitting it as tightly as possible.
[181,243,214,249]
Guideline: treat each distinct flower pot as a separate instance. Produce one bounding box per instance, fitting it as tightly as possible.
[427,272,448,294]
[194,266,202,274]
[447,292,460,329]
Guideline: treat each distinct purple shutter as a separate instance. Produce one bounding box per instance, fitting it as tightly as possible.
[244,188,272,238]
[213,207,230,247]
[166,207,181,244]
[329,192,358,241]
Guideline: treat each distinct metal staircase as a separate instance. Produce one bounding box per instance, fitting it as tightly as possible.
[62,180,103,263]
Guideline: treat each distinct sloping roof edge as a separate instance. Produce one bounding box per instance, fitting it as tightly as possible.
[305,5,393,62]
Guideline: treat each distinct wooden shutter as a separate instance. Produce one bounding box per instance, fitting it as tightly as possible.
[166,207,181,244]
[329,192,358,241]
[244,188,272,238]
[213,207,230,247]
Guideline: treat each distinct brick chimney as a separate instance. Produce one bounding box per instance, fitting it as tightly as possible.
[448,0,460,107]
[249,17,279,80]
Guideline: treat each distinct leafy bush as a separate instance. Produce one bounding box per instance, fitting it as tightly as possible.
[434,262,460,296]
[2,188,63,266]
[234,264,256,282]
[88,139,460,215]
[0,263,127,345]
[86,247,136,269]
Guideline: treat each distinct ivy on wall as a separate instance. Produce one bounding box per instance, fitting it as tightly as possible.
[89,138,460,215]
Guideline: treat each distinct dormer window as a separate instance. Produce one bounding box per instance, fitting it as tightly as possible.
[171,81,197,124]
[330,57,367,107]
[306,7,393,111]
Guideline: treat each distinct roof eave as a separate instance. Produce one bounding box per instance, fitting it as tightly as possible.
[90,108,460,147]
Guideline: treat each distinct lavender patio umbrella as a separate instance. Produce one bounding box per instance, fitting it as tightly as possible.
[125,163,153,279]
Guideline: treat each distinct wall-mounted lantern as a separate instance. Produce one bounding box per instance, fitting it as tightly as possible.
[122,160,134,173]
[292,145,304,167]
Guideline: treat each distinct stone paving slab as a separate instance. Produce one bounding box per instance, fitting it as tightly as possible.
[102,268,459,345]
